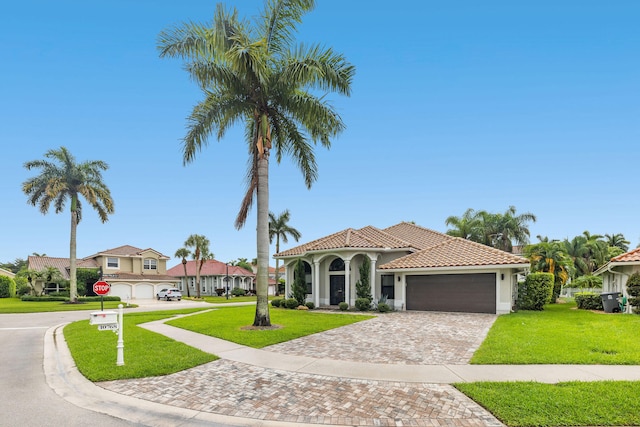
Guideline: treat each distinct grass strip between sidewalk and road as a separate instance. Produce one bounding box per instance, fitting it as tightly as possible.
[65,308,216,382]
[471,301,640,364]
[166,304,374,348]
[0,297,137,313]
[456,380,640,426]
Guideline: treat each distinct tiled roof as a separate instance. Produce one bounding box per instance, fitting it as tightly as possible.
[85,245,170,259]
[275,224,424,257]
[27,256,98,280]
[382,222,453,250]
[167,259,255,277]
[379,237,530,269]
[611,247,640,263]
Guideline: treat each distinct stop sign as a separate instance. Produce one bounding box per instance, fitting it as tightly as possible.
[93,281,110,295]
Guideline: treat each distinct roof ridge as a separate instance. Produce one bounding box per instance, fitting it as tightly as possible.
[359,225,415,248]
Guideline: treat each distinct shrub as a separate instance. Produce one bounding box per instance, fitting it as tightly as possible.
[21,295,68,302]
[517,272,554,310]
[356,256,372,301]
[626,272,640,311]
[355,297,371,311]
[377,302,390,313]
[575,292,603,310]
[0,276,16,298]
[79,296,121,302]
[285,298,299,309]
[271,298,282,307]
[338,301,349,311]
[231,287,246,297]
[17,284,32,296]
[305,301,315,309]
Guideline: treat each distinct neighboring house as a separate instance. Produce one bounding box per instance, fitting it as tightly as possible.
[594,247,640,312]
[0,268,15,279]
[27,245,177,299]
[167,259,255,296]
[274,222,529,314]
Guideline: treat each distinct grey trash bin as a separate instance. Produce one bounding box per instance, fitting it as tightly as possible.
[600,292,621,313]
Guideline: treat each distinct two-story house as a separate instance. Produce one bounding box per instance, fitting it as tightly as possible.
[27,245,178,300]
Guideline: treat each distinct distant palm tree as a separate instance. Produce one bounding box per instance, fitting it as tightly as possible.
[581,231,608,274]
[175,248,191,297]
[445,208,483,241]
[486,206,537,252]
[605,233,630,252]
[22,146,114,302]
[562,236,589,278]
[269,210,302,292]
[157,0,354,326]
[184,234,211,299]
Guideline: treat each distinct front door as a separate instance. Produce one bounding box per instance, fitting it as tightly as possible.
[330,275,345,305]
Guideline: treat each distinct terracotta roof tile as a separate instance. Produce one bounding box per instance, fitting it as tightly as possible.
[612,247,640,263]
[382,222,453,250]
[379,238,530,269]
[167,259,255,277]
[27,256,98,280]
[85,245,170,259]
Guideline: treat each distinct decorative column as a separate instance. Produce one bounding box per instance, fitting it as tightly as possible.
[314,259,321,307]
[369,254,378,303]
[344,259,351,306]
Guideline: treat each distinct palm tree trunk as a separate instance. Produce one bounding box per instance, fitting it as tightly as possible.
[254,155,271,326]
[69,202,78,303]
[182,260,190,297]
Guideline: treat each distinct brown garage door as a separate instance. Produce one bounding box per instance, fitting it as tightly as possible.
[406,273,496,313]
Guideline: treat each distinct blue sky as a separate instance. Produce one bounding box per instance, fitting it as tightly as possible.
[2,1,639,268]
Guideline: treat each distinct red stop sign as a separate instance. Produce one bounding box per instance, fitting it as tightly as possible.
[93,281,110,295]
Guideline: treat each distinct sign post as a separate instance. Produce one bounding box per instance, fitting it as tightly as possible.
[93,280,110,311]
[116,304,124,366]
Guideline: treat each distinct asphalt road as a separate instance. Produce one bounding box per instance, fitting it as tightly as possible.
[0,300,227,427]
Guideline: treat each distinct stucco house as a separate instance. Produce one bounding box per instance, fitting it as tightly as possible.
[594,247,640,312]
[0,268,15,279]
[274,222,529,314]
[27,245,178,299]
[167,259,255,296]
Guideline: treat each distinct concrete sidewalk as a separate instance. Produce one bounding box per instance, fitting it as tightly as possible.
[141,319,640,384]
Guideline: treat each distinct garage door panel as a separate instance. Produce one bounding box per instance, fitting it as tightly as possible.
[406,273,495,313]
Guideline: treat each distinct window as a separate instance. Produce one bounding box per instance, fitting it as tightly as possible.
[381,274,395,299]
[144,258,157,270]
[304,262,312,294]
[329,258,345,271]
[107,257,119,269]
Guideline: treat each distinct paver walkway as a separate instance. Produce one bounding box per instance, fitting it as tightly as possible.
[98,311,505,426]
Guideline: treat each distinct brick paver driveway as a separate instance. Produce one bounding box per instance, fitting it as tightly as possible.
[99,311,503,426]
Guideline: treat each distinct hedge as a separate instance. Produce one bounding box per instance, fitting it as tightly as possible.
[517,272,554,310]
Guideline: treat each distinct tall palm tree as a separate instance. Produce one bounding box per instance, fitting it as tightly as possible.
[158,0,354,326]
[184,234,211,299]
[562,236,589,278]
[175,247,191,297]
[605,233,630,252]
[444,208,483,241]
[269,209,302,292]
[22,146,114,302]
[581,231,608,274]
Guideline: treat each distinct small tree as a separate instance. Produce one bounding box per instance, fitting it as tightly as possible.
[626,272,640,313]
[291,259,307,306]
[355,256,372,302]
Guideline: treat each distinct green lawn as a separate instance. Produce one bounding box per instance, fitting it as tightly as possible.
[167,305,374,348]
[65,309,216,382]
[185,295,268,304]
[471,301,640,364]
[456,381,640,426]
[0,297,136,313]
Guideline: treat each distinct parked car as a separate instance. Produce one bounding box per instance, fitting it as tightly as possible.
[156,288,182,301]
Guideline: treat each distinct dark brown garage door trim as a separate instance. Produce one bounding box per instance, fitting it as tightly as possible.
[406,273,496,313]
